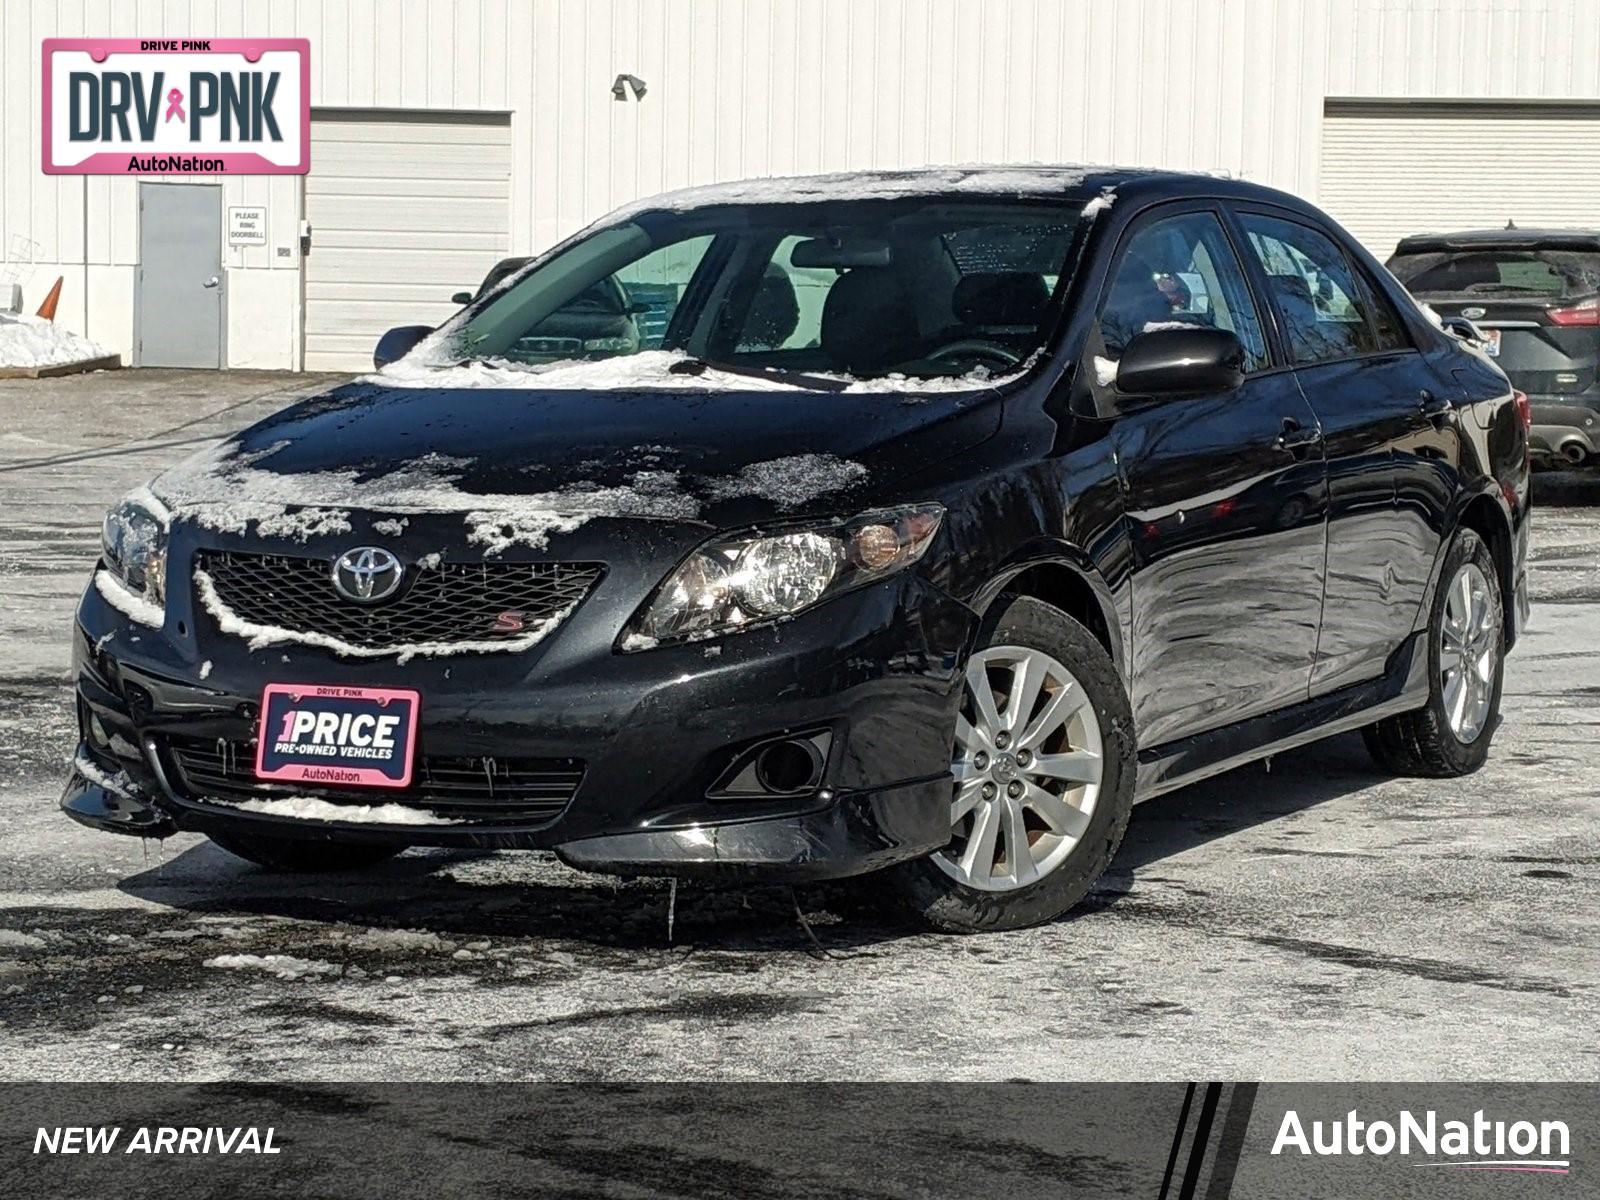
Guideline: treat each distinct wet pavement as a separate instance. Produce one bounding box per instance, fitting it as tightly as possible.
[1,368,1596,1081]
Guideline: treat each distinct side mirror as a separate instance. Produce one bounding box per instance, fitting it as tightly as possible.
[373,325,433,370]
[1113,327,1245,399]
[451,290,475,305]
[1439,315,1488,345]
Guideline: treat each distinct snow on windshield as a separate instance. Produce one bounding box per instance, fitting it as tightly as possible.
[361,348,1025,395]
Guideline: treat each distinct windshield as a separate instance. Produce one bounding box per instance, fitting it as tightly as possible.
[428,199,1084,384]
[1388,247,1600,299]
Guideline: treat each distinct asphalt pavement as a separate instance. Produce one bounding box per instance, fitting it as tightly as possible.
[0,368,1595,1081]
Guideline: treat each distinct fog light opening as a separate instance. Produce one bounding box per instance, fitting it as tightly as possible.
[754,738,823,795]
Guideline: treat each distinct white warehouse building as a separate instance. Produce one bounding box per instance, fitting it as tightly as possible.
[4,0,1600,372]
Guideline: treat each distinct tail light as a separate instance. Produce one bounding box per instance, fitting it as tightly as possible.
[1513,389,1531,433]
[1547,296,1600,326]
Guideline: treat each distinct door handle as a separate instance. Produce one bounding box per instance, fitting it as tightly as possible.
[202,275,220,289]
[1420,389,1451,422]
[1275,417,1322,454]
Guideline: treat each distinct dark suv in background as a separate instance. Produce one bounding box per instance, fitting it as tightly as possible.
[1389,228,1600,468]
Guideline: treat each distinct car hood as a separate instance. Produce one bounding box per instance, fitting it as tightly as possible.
[150,379,1003,534]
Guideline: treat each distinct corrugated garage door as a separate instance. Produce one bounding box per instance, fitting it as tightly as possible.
[1320,100,1600,262]
[303,110,511,371]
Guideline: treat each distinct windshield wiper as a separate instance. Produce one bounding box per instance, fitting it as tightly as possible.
[666,356,854,393]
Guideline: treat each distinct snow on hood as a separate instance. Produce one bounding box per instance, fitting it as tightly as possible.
[150,435,872,555]
[0,313,110,369]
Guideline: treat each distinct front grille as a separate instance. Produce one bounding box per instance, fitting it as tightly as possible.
[194,550,603,654]
[166,734,583,825]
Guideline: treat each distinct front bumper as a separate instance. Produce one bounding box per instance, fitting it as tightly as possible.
[65,562,976,881]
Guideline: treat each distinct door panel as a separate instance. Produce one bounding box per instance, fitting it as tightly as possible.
[1292,354,1425,691]
[1232,208,1449,693]
[136,184,223,368]
[1116,377,1329,745]
[1093,206,1328,748]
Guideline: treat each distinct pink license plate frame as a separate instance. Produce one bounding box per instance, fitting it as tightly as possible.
[253,683,420,789]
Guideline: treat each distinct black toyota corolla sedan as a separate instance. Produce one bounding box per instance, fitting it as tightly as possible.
[65,166,1530,932]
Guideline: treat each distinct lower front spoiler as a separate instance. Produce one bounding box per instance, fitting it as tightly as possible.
[60,756,952,883]
[554,776,953,883]
[61,770,177,839]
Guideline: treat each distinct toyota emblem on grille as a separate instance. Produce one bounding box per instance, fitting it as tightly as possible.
[331,547,404,603]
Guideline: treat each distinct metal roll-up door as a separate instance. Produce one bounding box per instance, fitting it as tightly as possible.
[1320,100,1600,261]
[303,110,512,371]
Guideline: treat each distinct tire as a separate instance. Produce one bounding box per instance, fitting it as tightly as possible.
[208,829,404,873]
[879,594,1136,933]
[1363,527,1504,777]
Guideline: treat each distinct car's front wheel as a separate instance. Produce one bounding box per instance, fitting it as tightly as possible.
[1363,526,1504,777]
[208,829,405,873]
[881,595,1136,932]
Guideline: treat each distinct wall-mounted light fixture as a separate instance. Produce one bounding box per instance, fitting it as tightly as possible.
[611,73,647,102]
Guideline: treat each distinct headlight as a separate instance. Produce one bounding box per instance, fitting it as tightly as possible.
[101,497,169,607]
[627,503,944,647]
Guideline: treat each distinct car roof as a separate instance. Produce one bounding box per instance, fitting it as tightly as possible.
[1394,228,1600,254]
[595,164,1298,223]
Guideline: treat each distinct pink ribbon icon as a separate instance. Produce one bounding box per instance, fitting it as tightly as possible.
[164,87,185,122]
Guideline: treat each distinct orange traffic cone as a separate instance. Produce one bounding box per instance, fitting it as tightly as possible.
[36,276,63,321]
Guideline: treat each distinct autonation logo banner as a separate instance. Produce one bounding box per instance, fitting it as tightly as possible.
[1273,1107,1571,1175]
[41,38,309,174]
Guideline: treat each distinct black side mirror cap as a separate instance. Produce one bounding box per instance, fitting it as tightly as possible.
[373,325,434,370]
[451,290,475,305]
[1113,327,1245,399]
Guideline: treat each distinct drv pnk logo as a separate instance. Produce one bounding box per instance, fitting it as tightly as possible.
[42,38,309,175]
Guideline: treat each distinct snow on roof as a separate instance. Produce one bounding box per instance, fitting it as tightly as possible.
[595,164,1132,225]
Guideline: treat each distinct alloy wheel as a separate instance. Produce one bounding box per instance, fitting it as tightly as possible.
[933,645,1104,892]
[1440,560,1498,743]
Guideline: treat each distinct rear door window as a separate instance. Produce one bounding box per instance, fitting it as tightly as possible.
[1238,213,1402,363]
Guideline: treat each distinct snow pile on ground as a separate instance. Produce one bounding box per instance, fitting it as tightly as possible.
[346,929,452,954]
[0,930,46,949]
[707,454,869,509]
[221,794,463,825]
[0,314,110,369]
[204,954,342,981]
